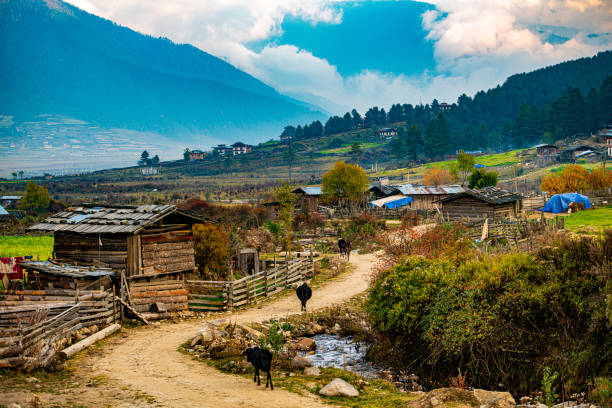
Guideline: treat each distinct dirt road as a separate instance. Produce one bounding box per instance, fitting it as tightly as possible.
[86,252,376,408]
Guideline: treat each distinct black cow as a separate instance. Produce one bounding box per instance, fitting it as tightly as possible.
[243,347,274,390]
[338,238,352,260]
[296,282,312,311]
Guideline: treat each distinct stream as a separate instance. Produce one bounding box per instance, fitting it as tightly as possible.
[298,333,385,379]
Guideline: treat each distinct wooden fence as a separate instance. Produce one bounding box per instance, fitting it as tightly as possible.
[460,216,564,246]
[186,257,314,312]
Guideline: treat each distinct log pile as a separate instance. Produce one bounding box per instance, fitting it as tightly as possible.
[140,231,195,275]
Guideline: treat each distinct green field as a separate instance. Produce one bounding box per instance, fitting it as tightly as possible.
[0,235,54,259]
[319,142,383,155]
[565,206,612,233]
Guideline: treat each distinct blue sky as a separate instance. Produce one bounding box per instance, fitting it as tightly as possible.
[67,0,612,114]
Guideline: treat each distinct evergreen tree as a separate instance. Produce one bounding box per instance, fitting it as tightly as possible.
[424,113,449,159]
[351,109,362,128]
[406,125,422,161]
[139,150,150,166]
[512,103,537,147]
[183,148,190,161]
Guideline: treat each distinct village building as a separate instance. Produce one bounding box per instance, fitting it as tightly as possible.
[606,132,612,158]
[436,186,524,221]
[378,128,397,139]
[439,102,452,111]
[1,195,21,209]
[231,142,253,155]
[534,143,558,157]
[292,187,323,211]
[189,150,205,161]
[559,145,594,162]
[214,144,233,156]
[26,204,208,314]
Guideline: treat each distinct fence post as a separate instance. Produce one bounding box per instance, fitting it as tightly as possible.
[264,268,269,297]
[227,282,233,311]
[285,260,289,288]
[309,247,315,279]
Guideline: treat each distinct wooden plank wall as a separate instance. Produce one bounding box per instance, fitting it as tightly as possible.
[54,232,128,270]
[139,230,195,276]
[186,257,314,312]
[441,197,517,221]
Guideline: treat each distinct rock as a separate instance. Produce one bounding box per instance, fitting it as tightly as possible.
[311,323,324,333]
[408,387,480,408]
[304,366,320,376]
[26,377,40,383]
[293,337,316,351]
[291,356,312,369]
[213,329,228,338]
[209,318,230,328]
[481,399,515,408]
[305,381,318,391]
[8,403,21,408]
[331,323,341,334]
[190,336,201,347]
[241,325,264,341]
[319,378,359,397]
[474,389,516,406]
[198,327,214,343]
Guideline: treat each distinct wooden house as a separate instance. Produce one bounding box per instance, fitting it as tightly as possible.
[436,187,523,221]
[292,187,323,211]
[231,142,253,155]
[559,145,593,162]
[189,150,205,160]
[27,204,205,278]
[534,143,558,156]
[575,150,603,163]
[369,184,465,210]
[27,205,207,316]
[378,128,397,139]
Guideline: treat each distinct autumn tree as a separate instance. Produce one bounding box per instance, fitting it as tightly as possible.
[423,166,455,186]
[322,161,369,211]
[588,165,612,190]
[540,165,589,194]
[18,182,51,214]
[193,223,230,280]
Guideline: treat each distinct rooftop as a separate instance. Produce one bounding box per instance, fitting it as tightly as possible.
[395,184,465,195]
[20,260,115,278]
[27,204,205,234]
[292,187,323,196]
[437,186,524,205]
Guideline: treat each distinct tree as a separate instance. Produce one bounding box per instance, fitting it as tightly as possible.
[193,223,230,280]
[11,172,17,180]
[183,148,190,161]
[275,183,296,254]
[321,161,369,211]
[139,150,150,166]
[349,141,363,163]
[424,113,449,159]
[468,168,498,189]
[406,125,422,161]
[151,155,160,166]
[540,164,609,194]
[283,144,296,182]
[456,152,475,186]
[18,170,24,179]
[19,182,50,214]
[423,166,454,185]
[587,165,612,191]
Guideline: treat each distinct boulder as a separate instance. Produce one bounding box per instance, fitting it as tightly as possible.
[319,378,359,397]
[291,356,312,369]
[198,326,214,343]
[331,323,341,334]
[481,399,515,408]
[474,389,516,406]
[293,337,316,351]
[304,366,320,376]
[311,323,324,334]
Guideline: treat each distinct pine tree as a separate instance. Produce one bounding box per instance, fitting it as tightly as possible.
[406,125,422,161]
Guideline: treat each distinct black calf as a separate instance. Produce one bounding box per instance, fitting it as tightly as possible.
[296,282,312,311]
[243,347,273,390]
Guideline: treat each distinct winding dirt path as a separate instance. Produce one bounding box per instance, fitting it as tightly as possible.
[89,252,376,407]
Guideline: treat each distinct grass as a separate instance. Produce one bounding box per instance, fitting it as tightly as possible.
[319,142,383,155]
[0,234,53,259]
[565,206,612,233]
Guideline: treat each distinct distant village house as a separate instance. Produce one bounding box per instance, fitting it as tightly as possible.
[369,184,465,210]
[560,145,595,162]
[534,143,558,157]
[378,128,397,139]
[231,142,252,155]
[189,150,205,161]
[439,102,452,111]
[214,144,233,156]
[292,187,323,211]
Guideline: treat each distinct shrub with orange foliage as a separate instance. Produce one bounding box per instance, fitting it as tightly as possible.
[540,164,612,194]
[423,166,455,185]
[540,165,590,194]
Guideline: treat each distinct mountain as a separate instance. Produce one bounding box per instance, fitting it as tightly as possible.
[0,0,324,143]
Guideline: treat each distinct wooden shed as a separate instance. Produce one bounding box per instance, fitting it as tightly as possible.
[292,187,323,211]
[27,205,207,317]
[436,187,523,221]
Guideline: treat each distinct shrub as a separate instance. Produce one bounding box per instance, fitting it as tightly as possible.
[366,232,612,397]
[193,223,230,280]
[468,168,498,189]
[423,166,455,185]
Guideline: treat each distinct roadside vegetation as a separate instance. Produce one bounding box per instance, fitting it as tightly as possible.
[0,234,53,259]
[565,205,612,233]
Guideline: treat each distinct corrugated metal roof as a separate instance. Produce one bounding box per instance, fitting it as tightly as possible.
[0,204,8,215]
[0,196,21,200]
[27,204,204,234]
[370,194,413,209]
[292,187,323,196]
[575,150,601,158]
[395,184,465,195]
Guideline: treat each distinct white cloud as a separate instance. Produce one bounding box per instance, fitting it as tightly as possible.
[64,0,612,114]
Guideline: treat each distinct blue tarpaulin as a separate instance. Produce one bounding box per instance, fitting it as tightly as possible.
[370,194,413,209]
[474,164,487,169]
[540,193,591,213]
